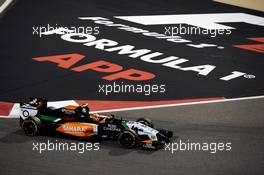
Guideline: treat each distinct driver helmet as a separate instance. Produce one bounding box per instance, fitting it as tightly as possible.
[81,103,89,114]
[30,98,38,105]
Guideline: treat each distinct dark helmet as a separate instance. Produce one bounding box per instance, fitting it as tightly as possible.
[80,103,90,114]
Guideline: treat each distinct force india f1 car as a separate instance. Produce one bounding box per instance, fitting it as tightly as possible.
[19,98,173,149]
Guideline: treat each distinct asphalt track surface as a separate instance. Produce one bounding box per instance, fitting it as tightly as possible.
[0,0,263,102]
[1,98,264,175]
[0,0,264,175]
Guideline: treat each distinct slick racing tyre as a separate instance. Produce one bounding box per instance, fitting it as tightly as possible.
[118,129,137,148]
[22,117,41,136]
[136,117,154,128]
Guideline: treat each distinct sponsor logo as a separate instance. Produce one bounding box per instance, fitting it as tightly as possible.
[103,124,121,131]
[35,13,262,82]
[63,125,88,132]
[61,108,75,115]
[80,13,264,49]
[33,53,155,81]
[115,13,263,30]
[142,143,155,149]
[56,122,97,137]
[37,31,254,81]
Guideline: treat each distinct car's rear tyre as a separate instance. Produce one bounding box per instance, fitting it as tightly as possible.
[22,117,41,136]
[118,130,137,148]
[136,118,154,128]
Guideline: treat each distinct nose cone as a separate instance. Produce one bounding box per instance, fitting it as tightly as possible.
[156,132,171,143]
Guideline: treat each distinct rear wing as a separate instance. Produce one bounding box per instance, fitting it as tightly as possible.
[20,97,47,110]
[19,97,48,119]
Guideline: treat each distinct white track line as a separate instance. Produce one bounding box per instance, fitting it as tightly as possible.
[1,95,264,118]
[93,95,264,113]
[0,0,13,14]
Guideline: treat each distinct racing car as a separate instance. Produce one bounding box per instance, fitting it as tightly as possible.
[19,98,173,149]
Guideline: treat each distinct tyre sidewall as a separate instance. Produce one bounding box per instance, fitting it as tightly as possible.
[118,130,137,148]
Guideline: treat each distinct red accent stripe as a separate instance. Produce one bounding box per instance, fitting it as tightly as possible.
[233,37,264,53]
[76,97,225,111]
[247,37,264,42]
[0,101,14,116]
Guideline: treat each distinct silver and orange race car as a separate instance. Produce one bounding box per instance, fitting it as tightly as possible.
[19,98,173,149]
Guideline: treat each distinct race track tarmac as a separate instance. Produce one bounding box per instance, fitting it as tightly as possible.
[1,98,263,175]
